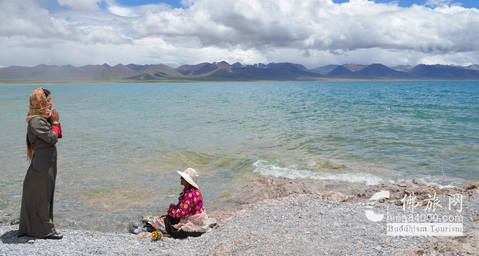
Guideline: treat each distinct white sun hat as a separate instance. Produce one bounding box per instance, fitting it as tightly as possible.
[177,168,199,189]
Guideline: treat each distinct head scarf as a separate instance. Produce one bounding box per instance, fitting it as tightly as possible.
[26,87,53,123]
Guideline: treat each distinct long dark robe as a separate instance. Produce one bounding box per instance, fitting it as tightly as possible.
[18,116,60,238]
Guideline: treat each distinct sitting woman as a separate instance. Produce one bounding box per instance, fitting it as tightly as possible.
[129,168,209,239]
[164,168,209,238]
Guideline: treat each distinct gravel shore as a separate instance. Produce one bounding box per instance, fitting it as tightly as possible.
[2,178,479,255]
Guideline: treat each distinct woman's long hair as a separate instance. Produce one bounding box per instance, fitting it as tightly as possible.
[26,135,34,160]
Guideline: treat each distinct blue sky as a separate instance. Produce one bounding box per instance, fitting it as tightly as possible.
[156,0,478,9]
[40,0,479,12]
[2,0,479,68]
[333,0,478,8]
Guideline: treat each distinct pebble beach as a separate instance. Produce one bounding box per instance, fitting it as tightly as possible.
[1,177,479,255]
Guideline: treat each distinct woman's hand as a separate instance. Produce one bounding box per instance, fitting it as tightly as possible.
[50,108,60,122]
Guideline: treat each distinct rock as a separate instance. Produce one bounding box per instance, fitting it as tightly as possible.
[343,178,479,207]
[208,218,217,228]
[326,191,347,202]
[460,181,479,190]
[412,178,428,186]
[468,189,479,196]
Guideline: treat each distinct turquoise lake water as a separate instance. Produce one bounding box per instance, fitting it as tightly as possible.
[1,81,478,231]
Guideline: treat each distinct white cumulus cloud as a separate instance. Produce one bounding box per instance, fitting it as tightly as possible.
[1,0,479,68]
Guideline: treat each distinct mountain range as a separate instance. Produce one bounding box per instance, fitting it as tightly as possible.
[2,61,479,83]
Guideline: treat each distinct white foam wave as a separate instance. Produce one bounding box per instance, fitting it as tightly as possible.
[252,160,385,185]
[419,178,462,189]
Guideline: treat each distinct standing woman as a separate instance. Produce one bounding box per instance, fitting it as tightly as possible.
[18,87,63,239]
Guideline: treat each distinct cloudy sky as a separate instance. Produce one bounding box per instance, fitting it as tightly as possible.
[1,0,479,68]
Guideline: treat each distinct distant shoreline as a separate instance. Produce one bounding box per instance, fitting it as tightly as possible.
[2,78,478,86]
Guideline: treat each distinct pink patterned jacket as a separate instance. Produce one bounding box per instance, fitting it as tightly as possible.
[167,186,205,219]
